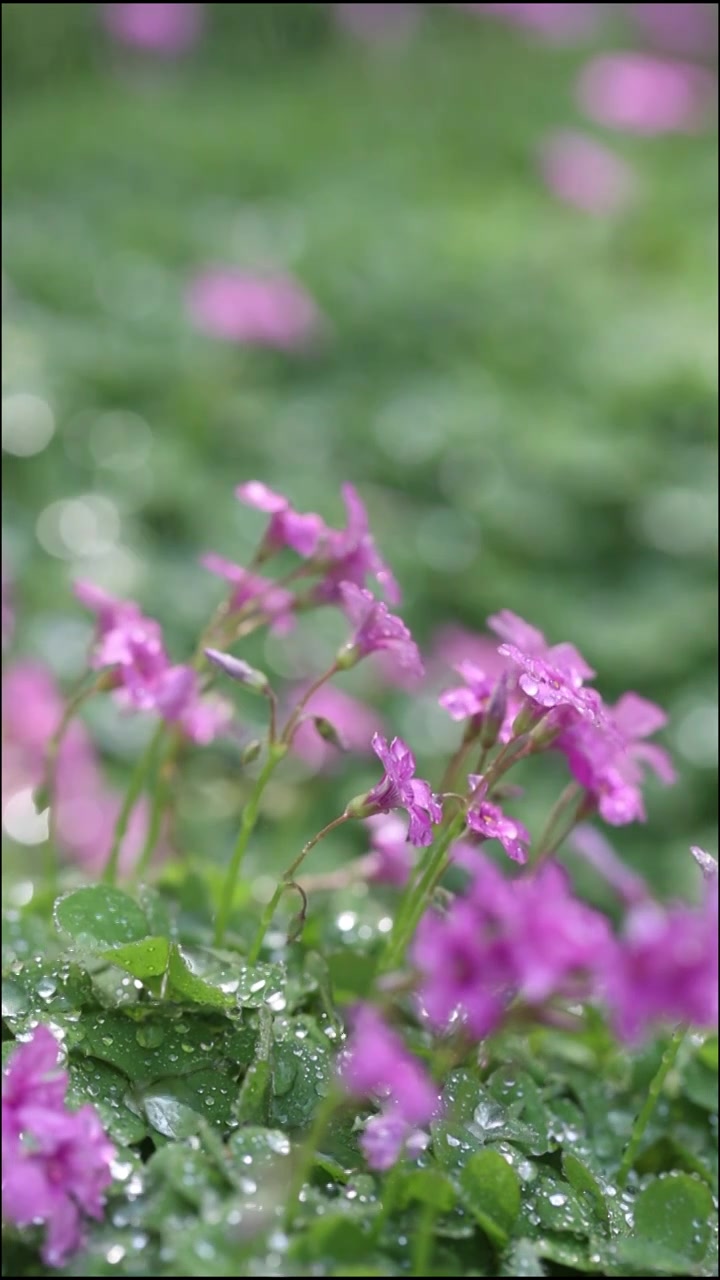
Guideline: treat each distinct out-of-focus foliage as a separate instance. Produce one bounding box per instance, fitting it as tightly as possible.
[2,3,717,896]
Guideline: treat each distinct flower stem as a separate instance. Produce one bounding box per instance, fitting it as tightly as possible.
[380,810,467,972]
[281,662,339,745]
[412,1200,438,1277]
[533,782,581,865]
[247,813,351,962]
[130,735,180,886]
[616,1025,687,1189]
[213,743,288,947]
[284,1089,342,1227]
[102,721,166,886]
[45,679,99,858]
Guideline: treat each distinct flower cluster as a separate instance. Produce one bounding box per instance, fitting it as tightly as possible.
[2,1028,115,1267]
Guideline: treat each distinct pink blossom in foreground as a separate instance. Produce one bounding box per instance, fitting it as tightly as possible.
[466,779,531,863]
[290,684,383,772]
[2,1027,115,1266]
[540,131,637,214]
[577,53,714,134]
[629,4,718,58]
[606,855,718,1041]
[460,4,600,43]
[498,642,604,724]
[314,484,401,605]
[364,813,414,885]
[187,271,321,349]
[101,4,203,55]
[340,1005,438,1169]
[200,553,296,632]
[349,733,442,846]
[235,482,326,558]
[333,4,421,44]
[338,582,423,677]
[413,855,614,1038]
[1,662,150,875]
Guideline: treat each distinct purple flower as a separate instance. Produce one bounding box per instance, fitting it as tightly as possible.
[558,691,675,827]
[365,814,414,885]
[606,868,718,1042]
[314,484,401,605]
[101,4,203,55]
[439,660,495,721]
[577,53,713,135]
[338,582,423,677]
[629,4,718,57]
[465,781,531,864]
[341,1005,437,1124]
[360,1111,429,1171]
[413,854,613,1038]
[187,271,321,349]
[200,554,295,632]
[351,734,442,847]
[235,482,326,558]
[462,4,601,44]
[540,131,637,215]
[2,1027,115,1267]
[498,643,603,723]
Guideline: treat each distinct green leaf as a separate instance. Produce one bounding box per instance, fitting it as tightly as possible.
[140,1069,235,1138]
[635,1136,715,1188]
[458,1149,521,1248]
[632,1173,713,1263]
[54,886,149,950]
[399,1168,456,1212]
[67,1055,148,1146]
[500,1239,546,1276]
[102,935,170,979]
[267,1035,332,1131]
[562,1153,609,1228]
[234,1005,273,1125]
[682,1055,719,1113]
[76,1008,239,1082]
[166,944,235,1009]
[325,950,376,1001]
[698,1035,718,1072]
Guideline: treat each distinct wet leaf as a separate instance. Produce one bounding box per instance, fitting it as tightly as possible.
[632,1173,713,1263]
[54,886,150,950]
[459,1149,521,1248]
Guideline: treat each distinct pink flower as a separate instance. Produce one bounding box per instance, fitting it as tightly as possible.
[290,685,383,772]
[352,734,442,846]
[466,781,531,864]
[558,691,675,826]
[200,553,295,632]
[101,4,203,55]
[413,854,613,1037]
[540,131,637,215]
[338,582,423,677]
[333,4,421,43]
[77,584,231,744]
[629,5,718,58]
[498,642,603,723]
[340,1006,438,1167]
[235,482,326,558]
[364,814,414,885]
[439,660,495,722]
[2,1027,114,1267]
[186,271,321,349]
[1,662,151,876]
[461,4,600,43]
[314,484,401,605]
[577,53,714,134]
[606,863,718,1042]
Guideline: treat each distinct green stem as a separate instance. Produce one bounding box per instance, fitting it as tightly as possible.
[381,810,467,972]
[371,1161,405,1243]
[617,1025,687,1189]
[102,721,166,886]
[45,679,99,861]
[532,782,581,864]
[247,812,350,962]
[130,736,179,886]
[284,1089,342,1227]
[213,743,287,947]
[412,1200,438,1277]
[282,662,339,745]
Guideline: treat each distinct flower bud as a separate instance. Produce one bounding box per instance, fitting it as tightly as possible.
[335,642,362,671]
[204,648,269,693]
[241,739,263,765]
[344,793,380,820]
[32,783,50,813]
[312,716,349,752]
[690,845,718,881]
[480,676,508,750]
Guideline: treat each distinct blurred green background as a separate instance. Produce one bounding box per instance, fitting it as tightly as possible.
[2,4,717,898]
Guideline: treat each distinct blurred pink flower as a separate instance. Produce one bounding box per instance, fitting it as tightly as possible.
[2,662,151,876]
[628,4,718,58]
[540,131,637,214]
[186,270,321,349]
[459,4,600,43]
[333,5,421,43]
[101,4,204,55]
[290,684,383,771]
[577,53,714,134]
